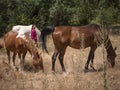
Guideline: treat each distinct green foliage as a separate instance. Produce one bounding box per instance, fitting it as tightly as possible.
[0,0,120,37]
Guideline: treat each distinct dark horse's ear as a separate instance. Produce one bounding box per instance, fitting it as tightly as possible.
[114,47,117,51]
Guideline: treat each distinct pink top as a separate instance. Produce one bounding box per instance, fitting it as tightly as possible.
[31,29,37,41]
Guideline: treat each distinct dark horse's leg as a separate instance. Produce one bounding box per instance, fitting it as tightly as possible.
[52,49,59,72]
[58,49,66,72]
[90,51,96,70]
[85,46,97,72]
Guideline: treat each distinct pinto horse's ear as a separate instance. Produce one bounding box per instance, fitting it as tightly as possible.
[114,47,117,51]
[39,52,41,55]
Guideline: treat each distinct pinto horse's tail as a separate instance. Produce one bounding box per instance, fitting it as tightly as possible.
[40,26,55,53]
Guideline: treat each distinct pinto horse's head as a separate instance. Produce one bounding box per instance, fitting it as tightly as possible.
[32,51,44,71]
[107,47,117,67]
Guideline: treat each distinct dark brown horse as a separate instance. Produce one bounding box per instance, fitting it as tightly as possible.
[3,31,44,71]
[41,24,116,72]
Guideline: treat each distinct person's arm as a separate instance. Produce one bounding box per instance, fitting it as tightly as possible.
[31,30,33,39]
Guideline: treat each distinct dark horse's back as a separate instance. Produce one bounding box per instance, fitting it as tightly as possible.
[53,24,101,49]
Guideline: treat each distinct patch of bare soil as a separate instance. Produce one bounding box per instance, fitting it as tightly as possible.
[0,35,120,90]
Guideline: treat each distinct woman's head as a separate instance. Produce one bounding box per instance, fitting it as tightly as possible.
[32,24,35,29]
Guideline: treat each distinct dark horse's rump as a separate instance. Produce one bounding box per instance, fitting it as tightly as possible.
[41,24,116,72]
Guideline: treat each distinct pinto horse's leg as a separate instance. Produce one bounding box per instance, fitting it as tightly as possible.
[58,49,66,72]
[22,51,27,69]
[52,49,59,72]
[85,46,96,71]
[18,53,24,72]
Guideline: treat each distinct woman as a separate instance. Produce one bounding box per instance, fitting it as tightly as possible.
[31,25,38,46]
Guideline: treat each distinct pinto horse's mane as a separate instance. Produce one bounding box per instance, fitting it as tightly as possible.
[23,33,39,56]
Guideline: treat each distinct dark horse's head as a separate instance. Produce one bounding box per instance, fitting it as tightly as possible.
[107,47,117,67]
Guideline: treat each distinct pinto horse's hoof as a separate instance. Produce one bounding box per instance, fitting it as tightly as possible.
[62,69,66,72]
[51,70,55,74]
[92,68,96,72]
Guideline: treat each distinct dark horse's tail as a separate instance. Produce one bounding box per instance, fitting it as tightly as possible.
[40,26,55,53]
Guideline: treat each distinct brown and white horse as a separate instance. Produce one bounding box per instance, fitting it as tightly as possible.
[3,31,44,71]
[41,24,116,72]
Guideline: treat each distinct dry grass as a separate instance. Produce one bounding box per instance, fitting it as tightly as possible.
[0,35,120,90]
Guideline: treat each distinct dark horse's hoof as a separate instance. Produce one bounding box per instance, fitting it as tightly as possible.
[84,69,89,73]
[84,68,97,73]
[91,68,97,72]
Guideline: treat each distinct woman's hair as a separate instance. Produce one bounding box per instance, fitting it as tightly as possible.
[32,24,35,29]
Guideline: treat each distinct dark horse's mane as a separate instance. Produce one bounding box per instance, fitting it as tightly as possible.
[40,26,55,53]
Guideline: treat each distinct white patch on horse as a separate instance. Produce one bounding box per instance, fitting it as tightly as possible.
[11,25,41,42]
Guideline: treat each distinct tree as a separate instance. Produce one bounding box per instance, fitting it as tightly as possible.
[0,0,120,37]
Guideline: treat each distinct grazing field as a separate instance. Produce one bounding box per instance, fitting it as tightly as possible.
[0,35,120,90]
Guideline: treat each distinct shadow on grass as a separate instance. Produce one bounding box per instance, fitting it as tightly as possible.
[84,67,104,73]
